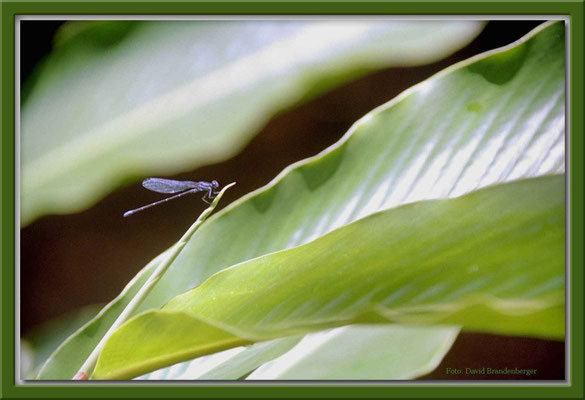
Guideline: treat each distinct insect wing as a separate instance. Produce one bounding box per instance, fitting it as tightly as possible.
[142,178,199,193]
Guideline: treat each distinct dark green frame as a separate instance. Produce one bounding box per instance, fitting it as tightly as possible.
[2,2,583,399]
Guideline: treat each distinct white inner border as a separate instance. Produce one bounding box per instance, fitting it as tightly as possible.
[14,15,571,386]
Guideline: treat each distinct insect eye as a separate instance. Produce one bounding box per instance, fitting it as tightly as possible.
[212,180,219,187]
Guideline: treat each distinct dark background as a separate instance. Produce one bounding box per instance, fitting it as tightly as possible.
[20,20,564,380]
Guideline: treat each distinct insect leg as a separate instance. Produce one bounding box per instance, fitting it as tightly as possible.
[123,188,196,217]
[201,192,211,204]
[208,187,218,198]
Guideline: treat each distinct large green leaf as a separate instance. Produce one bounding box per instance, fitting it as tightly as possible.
[37,21,565,380]
[246,325,460,380]
[21,20,483,225]
[93,175,564,379]
[136,325,458,380]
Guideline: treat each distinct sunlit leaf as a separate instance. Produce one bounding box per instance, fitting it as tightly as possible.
[136,336,301,380]
[138,325,459,380]
[246,325,460,380]
[37,21,564,380]
[21,20,484,225]
[94,175,564,379]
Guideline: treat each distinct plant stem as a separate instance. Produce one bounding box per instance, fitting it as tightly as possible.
[73,182,236,380]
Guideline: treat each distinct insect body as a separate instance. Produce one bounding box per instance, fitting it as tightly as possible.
[123,178,220,217]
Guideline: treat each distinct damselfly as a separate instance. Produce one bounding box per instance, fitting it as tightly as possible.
[123,178,220,217]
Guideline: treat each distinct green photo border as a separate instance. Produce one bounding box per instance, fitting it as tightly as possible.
[2,1,583,399]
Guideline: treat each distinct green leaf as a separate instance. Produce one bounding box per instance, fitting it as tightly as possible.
[21,304,102,379]
[246,325,460,380]
[37,21,565,380]
[93,175,564,379]
[95,311,250,380]
[136,324,458,380]
[21,20,484,225]
[136,337,302,380]
[73,183,235,379]
[199,337,301,380]
[138,325,458,380]
[34,256,160,379]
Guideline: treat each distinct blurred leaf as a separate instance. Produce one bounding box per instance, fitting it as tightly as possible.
[20,304,102,379]
[20,341,35,379]
[246,325,460,380]
[35,256,162,379]
[93,175,564,379]
[37,21,564,380]
[21,20,484,225]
